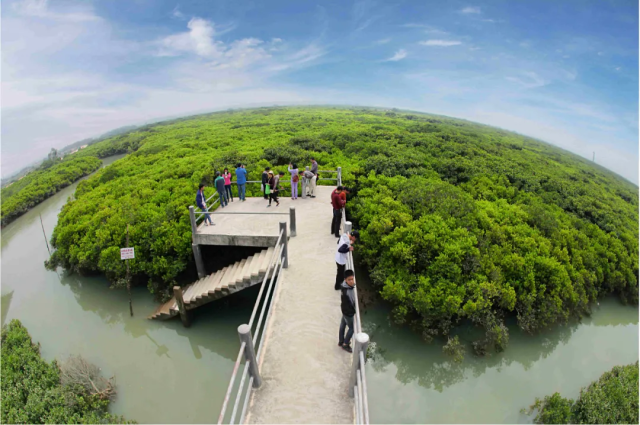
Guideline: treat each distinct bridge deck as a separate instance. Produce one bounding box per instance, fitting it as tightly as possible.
[245,186,354,424]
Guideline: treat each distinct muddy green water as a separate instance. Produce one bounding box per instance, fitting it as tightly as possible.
[1,154,638,423]
[357,265,639,423]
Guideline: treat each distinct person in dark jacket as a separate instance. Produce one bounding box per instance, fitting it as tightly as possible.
[196,183,213,226]
[261,167,271,200]
[331,186,345,237]
[214,171,228,207]
[268,172,283,207]
[338,269,356,352]
[335,230,358,289]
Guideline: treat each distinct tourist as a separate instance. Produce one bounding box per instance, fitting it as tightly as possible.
[268,171,282,207]
[235,163,247,201]
[340,187,350,204]
[338,269,356,352]
[310,157,318,178]
[196,183,213,226]
[303,167,316,198]
[331,186,345,237]
[261,167,271,200]
[223,168,233,202]
[288,163,299,200]
[335,230,358,290]
[214,171,228,207]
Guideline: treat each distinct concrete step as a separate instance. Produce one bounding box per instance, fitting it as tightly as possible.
[149,248,284,320]
[193,273,217,302]
[232,259,247,285]
[186,278,206,303]
[204,269,223,294]
[240,255,254,283]
[249,251,264,278]
[260,247,275,274]
[219,262,239,290]
[207,268,227,295]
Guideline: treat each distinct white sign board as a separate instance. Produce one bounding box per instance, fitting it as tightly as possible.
[120,248,135,260]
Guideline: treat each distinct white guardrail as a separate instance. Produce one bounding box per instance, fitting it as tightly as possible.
[216,167,370,424]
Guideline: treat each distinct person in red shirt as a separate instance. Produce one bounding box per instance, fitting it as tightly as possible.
[331,186,345,237]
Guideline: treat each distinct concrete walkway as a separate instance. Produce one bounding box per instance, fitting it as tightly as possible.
[245,186,354,424]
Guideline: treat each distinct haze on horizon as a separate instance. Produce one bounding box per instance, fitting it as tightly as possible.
[2,0,638,183]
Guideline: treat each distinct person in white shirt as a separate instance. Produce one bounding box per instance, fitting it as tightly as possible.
[335,230,359,290]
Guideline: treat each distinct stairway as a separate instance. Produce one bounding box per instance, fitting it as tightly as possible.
[148,247,277,320]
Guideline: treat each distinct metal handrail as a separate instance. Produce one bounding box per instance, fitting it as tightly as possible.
[231,243,285,424]
[337,167,370,425]
[218,224,289,424]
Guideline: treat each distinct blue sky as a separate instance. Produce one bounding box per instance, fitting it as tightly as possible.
[2,0,638,182]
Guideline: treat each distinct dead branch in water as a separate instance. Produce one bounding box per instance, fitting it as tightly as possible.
[60,355,116,400]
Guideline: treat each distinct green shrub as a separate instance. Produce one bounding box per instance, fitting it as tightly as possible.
[1,320,133,424]
[43,107,638,346]
[525,362,638,424]
[1,157,102,226]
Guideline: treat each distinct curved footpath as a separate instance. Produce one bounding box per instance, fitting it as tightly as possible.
[246,186,354,424]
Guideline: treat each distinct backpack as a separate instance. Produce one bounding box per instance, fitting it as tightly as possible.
[293,174,299,183]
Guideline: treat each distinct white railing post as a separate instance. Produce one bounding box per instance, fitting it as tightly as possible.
[279,221,288,268]
[349,333,369,397]
[337,166,342,186]
[238,324,262,388]
[189,206,198,239]
[289,207,297,237]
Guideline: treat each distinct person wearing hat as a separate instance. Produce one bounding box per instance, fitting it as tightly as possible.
[338,269,356,352]
[335,229,359,290]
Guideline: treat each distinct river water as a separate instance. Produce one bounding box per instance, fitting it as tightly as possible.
[1,154,638,423]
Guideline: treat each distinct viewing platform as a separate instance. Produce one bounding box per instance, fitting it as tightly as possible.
[150,168,371,424]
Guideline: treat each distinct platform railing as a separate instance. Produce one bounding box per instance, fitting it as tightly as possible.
[218,222,289,424]
[338,169,370,425]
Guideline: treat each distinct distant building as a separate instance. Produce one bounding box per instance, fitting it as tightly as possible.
[80,145,88,149]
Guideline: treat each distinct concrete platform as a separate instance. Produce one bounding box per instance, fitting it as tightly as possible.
[245,185,354,424]
[195,195,293,247]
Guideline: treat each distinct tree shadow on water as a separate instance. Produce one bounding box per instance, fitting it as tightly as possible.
[59,272,259,362]
[363,297,637,393]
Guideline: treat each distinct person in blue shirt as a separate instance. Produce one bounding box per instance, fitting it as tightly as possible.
[235,163,248,201]
[196,184,213,226]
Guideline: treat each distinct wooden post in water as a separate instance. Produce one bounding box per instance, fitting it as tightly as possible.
[39,214,51,255]
[126,224,134,317]
[173,286,190,327]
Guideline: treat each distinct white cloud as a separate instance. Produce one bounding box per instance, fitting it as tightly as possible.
[461,7,481,14]
[12,0,99,22]
[375,38,392,44]
[384,49,407,62]
[505,71,547,88]
[171,6,185,19]
[615,66,621,71]
[419,40,462,47]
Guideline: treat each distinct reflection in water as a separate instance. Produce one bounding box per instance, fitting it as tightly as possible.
[358,264,639,423]
[1,291,14,326]
[59,271,256,363]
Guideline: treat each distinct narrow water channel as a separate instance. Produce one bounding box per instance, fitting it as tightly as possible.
[1,155,256,423]
[356,263,639,423]
[1,154,637,423]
